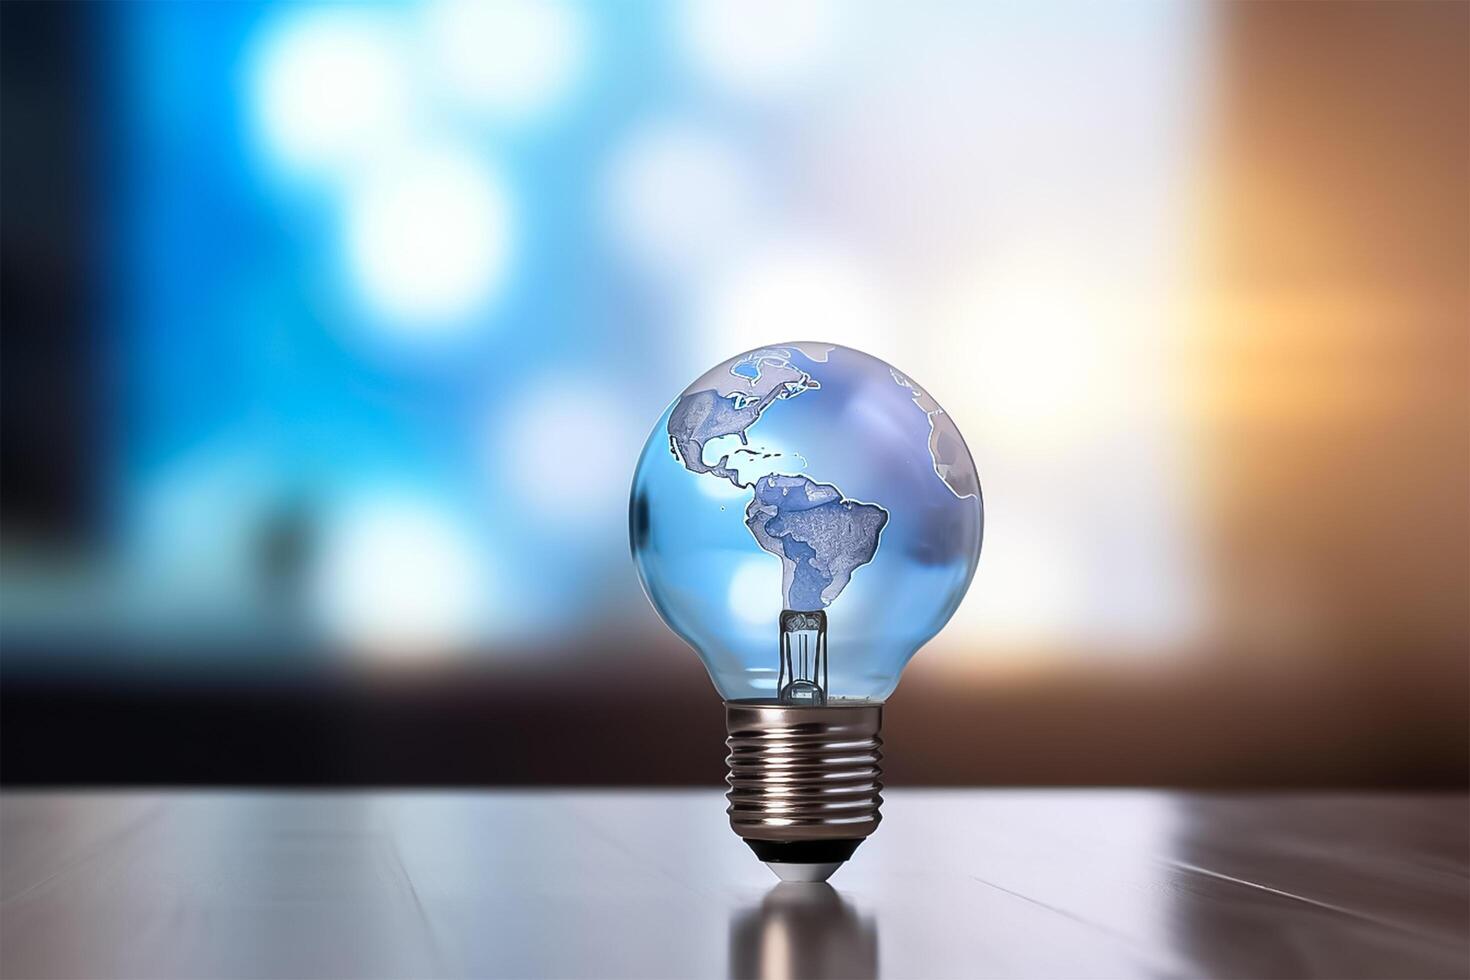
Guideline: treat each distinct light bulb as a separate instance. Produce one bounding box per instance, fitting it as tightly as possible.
[630,343,983,881]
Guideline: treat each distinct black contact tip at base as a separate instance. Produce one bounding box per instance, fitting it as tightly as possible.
[743,838,864,865]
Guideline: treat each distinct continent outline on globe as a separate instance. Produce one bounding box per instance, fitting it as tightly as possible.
[666,345,891,612]
[888,367,980,500]
[745,473,888,611]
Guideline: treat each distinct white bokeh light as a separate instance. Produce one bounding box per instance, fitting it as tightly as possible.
[728,555,781,626]
[248,7,411,177]
[680,0,844,100]
[931,263,1115,453]
[925,246,1200,653]
[602,120,761,278]
[344,147,513,330]
[949,515,1086,649]
[312,493,491,657]
[489,378,640,530]
[422,0,585,120]
[693,238,894,371]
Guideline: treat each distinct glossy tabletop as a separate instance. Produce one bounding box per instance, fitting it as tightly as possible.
[1,790,1466,979]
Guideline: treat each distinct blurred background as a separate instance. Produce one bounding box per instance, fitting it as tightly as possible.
[1,0,1465,787]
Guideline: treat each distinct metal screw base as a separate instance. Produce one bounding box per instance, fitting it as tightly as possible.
[725,700,883,880]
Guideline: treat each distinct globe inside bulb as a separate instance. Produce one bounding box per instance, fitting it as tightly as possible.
[630,343,983,702]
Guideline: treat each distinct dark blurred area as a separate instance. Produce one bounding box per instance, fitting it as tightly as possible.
[1,1,104,542]
[2,0,1466,787]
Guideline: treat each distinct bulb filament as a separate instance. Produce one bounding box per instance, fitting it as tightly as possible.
[778,609,828,705]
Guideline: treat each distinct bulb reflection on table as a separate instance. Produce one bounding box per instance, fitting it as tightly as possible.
[728,883,878,980]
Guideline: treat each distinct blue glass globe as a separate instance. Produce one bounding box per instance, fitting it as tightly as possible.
[630,343,983,703]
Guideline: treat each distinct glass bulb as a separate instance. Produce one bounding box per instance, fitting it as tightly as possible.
[630,342,982,701]
[629,342,983,881]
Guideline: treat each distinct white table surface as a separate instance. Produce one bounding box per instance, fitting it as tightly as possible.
[2,790,1466,978]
